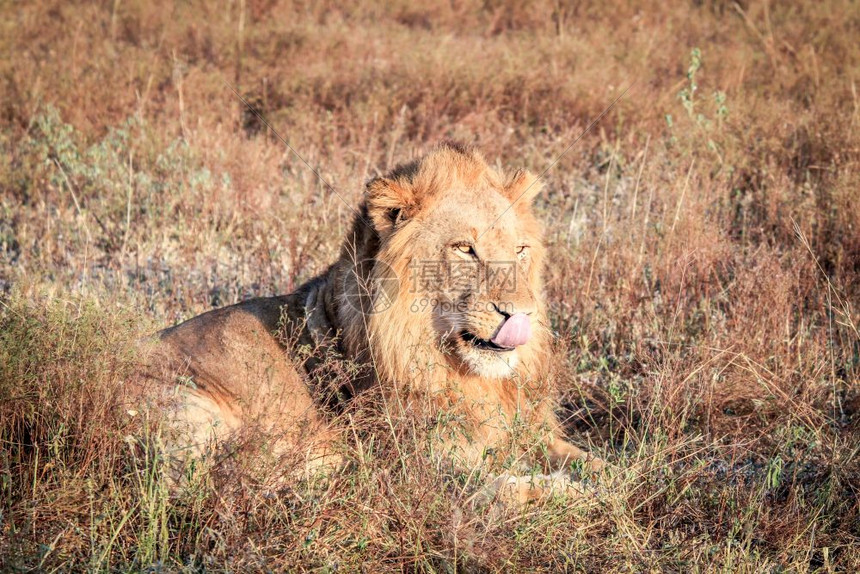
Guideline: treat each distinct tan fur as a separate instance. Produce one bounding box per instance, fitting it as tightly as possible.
[139,143,603,501]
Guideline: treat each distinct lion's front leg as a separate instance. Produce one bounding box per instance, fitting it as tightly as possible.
[482,471,588,506]
[544,435,606,474]
[477,439,605,507]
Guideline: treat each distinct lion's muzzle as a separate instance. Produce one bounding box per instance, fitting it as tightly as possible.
[490,312,532,348]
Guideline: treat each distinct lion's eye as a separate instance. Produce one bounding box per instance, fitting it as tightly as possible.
[454,244,475,256]
[516,246,529,259]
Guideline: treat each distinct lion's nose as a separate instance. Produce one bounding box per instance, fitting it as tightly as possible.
[491,313,532,348]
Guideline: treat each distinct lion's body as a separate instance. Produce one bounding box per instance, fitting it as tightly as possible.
[141,144,601,501]
[138,289,342,477]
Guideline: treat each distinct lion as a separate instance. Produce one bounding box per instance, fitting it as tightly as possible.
[138,143,604,503]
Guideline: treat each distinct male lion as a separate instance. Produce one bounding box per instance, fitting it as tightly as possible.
[140,143,603,503]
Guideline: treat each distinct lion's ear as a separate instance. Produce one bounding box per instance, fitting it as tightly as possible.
[365,177,415,235]
[504,169,543,206]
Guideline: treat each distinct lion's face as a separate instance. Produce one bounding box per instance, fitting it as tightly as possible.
[364,145,546,381]
[411,191,541,378]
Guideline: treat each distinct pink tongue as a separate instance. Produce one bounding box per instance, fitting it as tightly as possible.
[491,313,532,348]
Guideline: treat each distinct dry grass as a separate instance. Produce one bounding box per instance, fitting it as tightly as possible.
[2,0,860,571]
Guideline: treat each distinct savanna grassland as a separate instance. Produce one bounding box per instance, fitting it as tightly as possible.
[2,0,860,571]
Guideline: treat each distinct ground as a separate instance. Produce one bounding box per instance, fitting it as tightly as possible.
[1,0,859,571]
